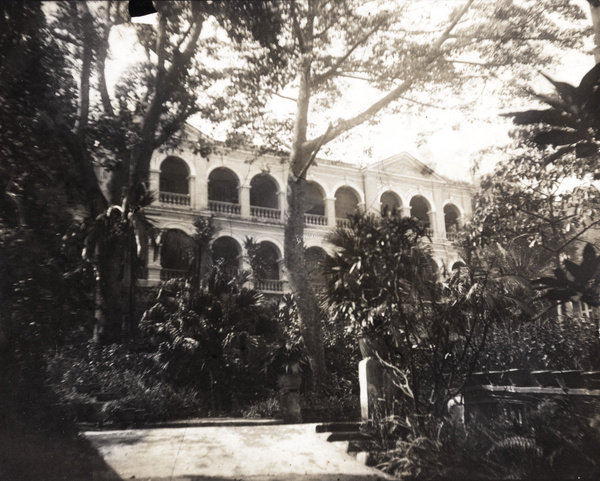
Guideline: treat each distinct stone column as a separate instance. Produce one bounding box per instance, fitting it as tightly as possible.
[325,197,336,228]
[188,174,196,209]
[149,169,160,205]
[278,190,286,222]
[427,211,436,236]
[239,185,251,218]
[402,206,412,218]
[147,230,163,283]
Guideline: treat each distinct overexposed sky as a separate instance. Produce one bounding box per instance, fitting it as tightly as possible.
[105,1,597,183]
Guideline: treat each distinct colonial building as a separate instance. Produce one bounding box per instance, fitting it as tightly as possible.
[144,129,475,294]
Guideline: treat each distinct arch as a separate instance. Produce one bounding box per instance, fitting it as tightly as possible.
[159,156,189,194]
[444,203,461,234]
[301,180,326,216]
[208,167,240,204]
[380,190,402,216]
[409,195,431,228]
[212,236,242,275]
[451,261,467,271]
[153,153,196,177]
[305,246,327,286]
[250,174,279,209]
[257,240,281,280]
[335,186,361,220]
[160,229,193,272]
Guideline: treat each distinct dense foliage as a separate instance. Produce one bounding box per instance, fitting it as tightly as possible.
[323,213,540,415]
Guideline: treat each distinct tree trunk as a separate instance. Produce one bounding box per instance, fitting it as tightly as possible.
[590,0,600,64]
[284,176,327,392]
[93,242,125,344]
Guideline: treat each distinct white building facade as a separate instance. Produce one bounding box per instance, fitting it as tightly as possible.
[144,133,474,294]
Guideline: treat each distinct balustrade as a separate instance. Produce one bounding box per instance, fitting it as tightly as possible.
[336,218,351,229]
[251,206,281,221]
[159,192,191,206]
[209,200,241,215]
[304,214,327,227]
[160,269,187,280]
[255,278,284,292]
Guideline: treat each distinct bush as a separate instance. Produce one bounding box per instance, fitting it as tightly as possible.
[370,400,600,480]
[241,393,280,419]
[46,341,208,424]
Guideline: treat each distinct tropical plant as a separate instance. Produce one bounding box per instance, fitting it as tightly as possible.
[324,213,538,415]
[139,268,279,413]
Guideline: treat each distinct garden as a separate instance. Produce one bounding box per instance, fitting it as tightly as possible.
[3,2,600,480]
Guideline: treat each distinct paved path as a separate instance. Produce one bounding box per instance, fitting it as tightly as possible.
[85,422,392,481]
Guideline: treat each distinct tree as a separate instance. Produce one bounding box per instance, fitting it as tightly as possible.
[218,0,588,391]
[323,212,533,415]
[465,146,600,267]
[41,1,284,343]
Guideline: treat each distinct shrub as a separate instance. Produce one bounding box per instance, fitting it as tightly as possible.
[241,393,280,419]
[46,341,208,424]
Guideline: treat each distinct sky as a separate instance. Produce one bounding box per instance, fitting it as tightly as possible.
[107,1,597,183]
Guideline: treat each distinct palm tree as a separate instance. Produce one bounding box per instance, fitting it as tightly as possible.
[82,187,156,343]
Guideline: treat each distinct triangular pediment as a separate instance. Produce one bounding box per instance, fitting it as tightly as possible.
[370,152,445,181]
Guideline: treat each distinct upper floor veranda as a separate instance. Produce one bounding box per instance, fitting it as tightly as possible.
[147,141,475,244]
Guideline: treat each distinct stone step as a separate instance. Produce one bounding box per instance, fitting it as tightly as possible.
[326,431,371,444]
[315,421,361,433]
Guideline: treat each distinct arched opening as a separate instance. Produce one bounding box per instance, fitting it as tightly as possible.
[380,191,401,216]
[159,157,190,205]
[250,174,280,220]
[160,229,193,279]
[444,204,461,239]
[302,181,326,226]
[251,241,282,293]
[208,168,240,215]
[410,195,431,231]
[305,246,327,288]
[212,236,241,277]
[335,186,360,227]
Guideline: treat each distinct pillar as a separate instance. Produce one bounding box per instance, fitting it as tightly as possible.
[149,169,160,204]
[188,174,196,209]
[278,190,286,222]
[326,197,336,228]
[239,185,251,217]
[147,230,163,282]
[402,206,412,218]
[427,211,436,236]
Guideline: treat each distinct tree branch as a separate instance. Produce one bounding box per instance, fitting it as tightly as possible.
[302,0,475,155]
[313,15,388,86]
[74,2,94,134]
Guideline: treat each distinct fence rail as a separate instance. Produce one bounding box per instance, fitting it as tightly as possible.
[159,192,190,206]
[251,206,281,221]
[304,214,327,226]
[255,278,284,292]
[209,200,241,215]
[160,269,187,280]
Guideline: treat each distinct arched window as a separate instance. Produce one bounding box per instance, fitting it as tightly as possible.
[160,157,189,194]
[250,174,280,220]
[335,186,360,226]
[410,195,431,229]
[208,168,239,204]
[250,174,279,208]
[302,181,327,226]
[160,229,193,279]
[380,191,401,216]
[444,204,461,238]
[302,181,325,216]
[212,236,241,277]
